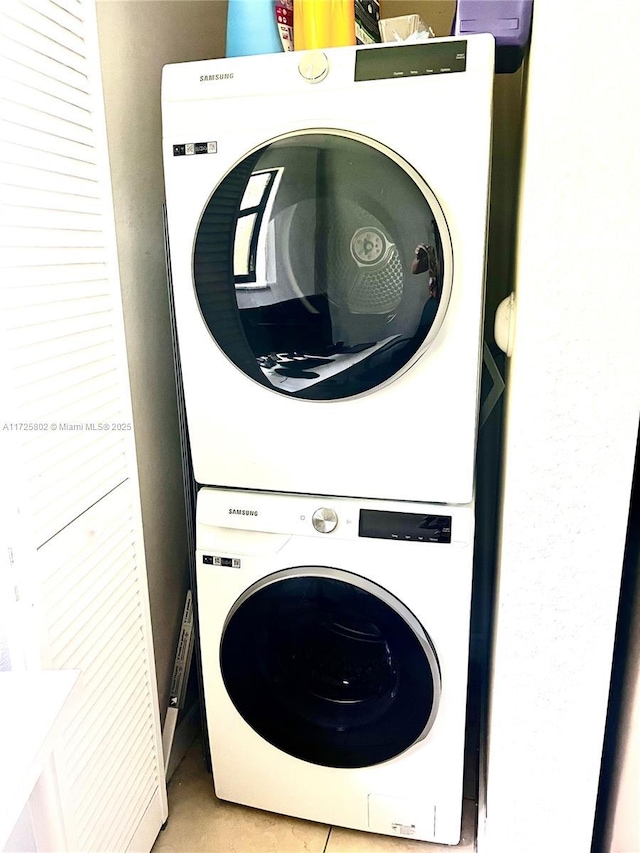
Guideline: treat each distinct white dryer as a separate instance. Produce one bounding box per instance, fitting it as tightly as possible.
[162,36,494,504]
[196,487,475,844]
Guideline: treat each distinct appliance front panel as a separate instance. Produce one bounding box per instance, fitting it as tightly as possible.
[194,488,475,843]
[163,38,493,501]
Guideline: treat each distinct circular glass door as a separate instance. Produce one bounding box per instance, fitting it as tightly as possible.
[220,567,441,768]
[193,130,452,401]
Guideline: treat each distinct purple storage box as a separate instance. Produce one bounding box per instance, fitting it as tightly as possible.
[452,0,533,72]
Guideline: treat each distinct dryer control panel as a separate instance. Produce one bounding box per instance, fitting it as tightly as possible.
[359,509,452,544]
[355,40,467,82]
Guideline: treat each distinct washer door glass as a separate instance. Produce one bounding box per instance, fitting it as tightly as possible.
[193,131,452,401]
[220,568,441,768]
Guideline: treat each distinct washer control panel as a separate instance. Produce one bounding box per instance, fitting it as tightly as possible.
[195,488,471,546]
[359,509,452,544]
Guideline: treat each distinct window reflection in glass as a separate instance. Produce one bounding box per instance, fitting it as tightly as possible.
[233,212,257,278]
[234,168,282,288]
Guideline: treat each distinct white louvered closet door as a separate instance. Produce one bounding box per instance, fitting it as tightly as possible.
[0,0,168,850]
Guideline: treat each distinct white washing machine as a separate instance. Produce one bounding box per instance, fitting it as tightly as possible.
[162,36,494,504]
[196,487,475,844]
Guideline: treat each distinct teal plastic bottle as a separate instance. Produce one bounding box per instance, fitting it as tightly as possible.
[226,0,283,57]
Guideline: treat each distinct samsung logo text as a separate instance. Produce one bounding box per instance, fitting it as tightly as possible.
[200,73,234,82]
[229,508,258,516]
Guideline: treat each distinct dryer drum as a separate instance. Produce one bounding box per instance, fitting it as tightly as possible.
[220,570,441,768]
[193,131,450,401]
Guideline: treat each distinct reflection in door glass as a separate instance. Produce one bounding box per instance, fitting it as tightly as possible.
[194,133,449,400]
[233,212,256,278]
[240,171,273,209]
[233,168,281,287]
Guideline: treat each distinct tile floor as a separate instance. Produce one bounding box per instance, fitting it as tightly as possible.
[152,738,477,853]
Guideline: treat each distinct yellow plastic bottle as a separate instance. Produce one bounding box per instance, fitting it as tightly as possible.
[293,0,356,50]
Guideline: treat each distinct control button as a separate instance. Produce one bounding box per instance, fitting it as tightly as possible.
[312,507,338,534]
[298,51,329,83]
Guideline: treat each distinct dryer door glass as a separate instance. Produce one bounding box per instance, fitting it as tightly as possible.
[193,131,452,401]
[220,569,441,768]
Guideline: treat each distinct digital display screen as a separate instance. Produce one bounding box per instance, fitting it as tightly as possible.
[355,41,467,82]
[359,510,452,544]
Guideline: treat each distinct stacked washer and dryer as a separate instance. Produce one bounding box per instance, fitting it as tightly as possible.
[162,35,494,846]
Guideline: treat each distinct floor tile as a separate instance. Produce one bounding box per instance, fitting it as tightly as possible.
[152,740,330,853]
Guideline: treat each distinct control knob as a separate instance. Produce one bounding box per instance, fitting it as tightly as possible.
[298,51,329,84]
[312,507,338,534]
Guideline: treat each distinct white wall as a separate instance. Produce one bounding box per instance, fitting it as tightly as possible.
[95,0,227,716]
[485,2,640,852]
